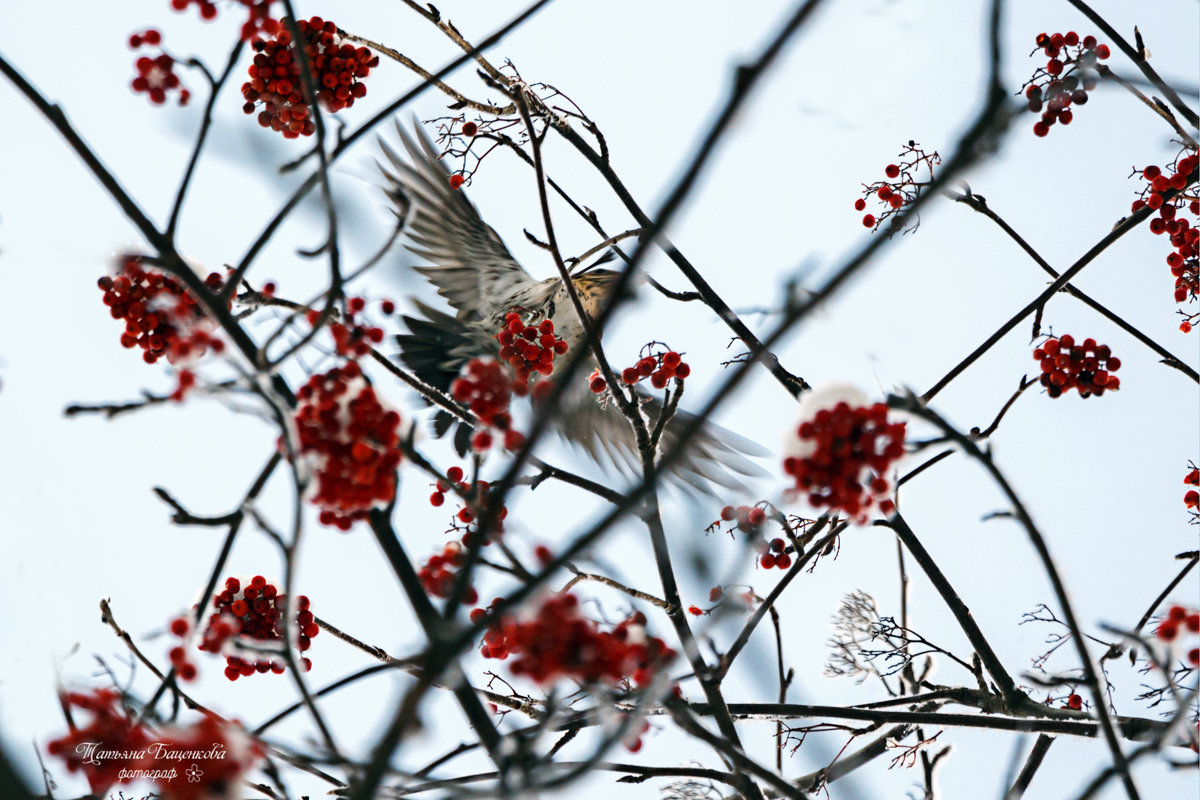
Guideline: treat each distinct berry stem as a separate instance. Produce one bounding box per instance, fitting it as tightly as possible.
[713,520,844,682]
[337,27,513,114]
[166,40,246,242]
[559,565,670,609]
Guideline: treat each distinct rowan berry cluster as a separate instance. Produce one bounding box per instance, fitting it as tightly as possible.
[128,29,191,106]
[147,712,265,800]
[755,537,793,571]
[854,142,940,232]
[1033,335,1120,398]
[169,0,218,21]
[1185,465,1199,517]
[451,359,511,428]
[1131,152,1199,330]
[783,401,905,523]
[719,504,766,533]
[303,296,386,358]
[241,16,378,138]
[496,312,568,390]
[47,689,150,793]
[99,257,226,370]
[170,0,282,42]
[1025,32,1108,137]
[620,347,691,389]
[428,466,508,551]
[196,576,317,680]
[48,689,263,799]
[715,506,795,570]
[164,615,200,682]
[294,362,403,529]
[450,358,526,451]
[429,465,467,508]
[418,541,479,605]
[453,483,509,546]
[474,594,674,687]
[1156,604,1200,667]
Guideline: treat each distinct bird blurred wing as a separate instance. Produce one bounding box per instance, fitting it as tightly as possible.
[395,300,497,456]
[379,121,535,322]
[554,382,767,494]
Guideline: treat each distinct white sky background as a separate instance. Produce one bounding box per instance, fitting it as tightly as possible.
[1,1,1198,799]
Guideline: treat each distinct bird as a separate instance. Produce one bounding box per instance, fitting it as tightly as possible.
[379,120,764,493]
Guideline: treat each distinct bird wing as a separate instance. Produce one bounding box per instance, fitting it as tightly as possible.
[379,120,536,322]
[553,380,768,495]
[395,300,497,456]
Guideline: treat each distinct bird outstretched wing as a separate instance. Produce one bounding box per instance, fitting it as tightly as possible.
[553,380,768,494]
[378,120,536,322]
[395,301,765,491]
[394,299,493,456]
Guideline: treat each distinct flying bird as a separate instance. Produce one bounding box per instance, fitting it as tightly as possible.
[379,121,763,493]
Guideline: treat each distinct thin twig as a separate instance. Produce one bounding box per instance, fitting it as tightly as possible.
[167,41,245,240]
[952,191,1198,383]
